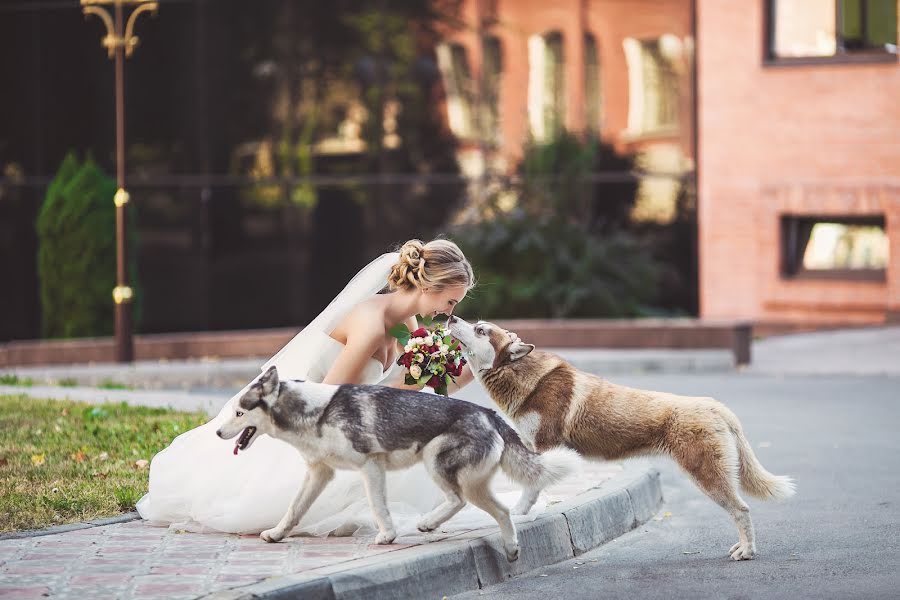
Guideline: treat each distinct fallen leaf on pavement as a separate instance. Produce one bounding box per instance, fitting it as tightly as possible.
[682,550,701,555]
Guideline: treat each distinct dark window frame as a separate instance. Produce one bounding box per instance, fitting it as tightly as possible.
[780,214,888,281]
[764,0,899,66]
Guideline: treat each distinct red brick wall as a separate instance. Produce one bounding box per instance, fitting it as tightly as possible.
[441,0,692,168]
[697,1,900,324]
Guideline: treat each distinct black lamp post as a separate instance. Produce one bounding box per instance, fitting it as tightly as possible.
[80,0,157,362]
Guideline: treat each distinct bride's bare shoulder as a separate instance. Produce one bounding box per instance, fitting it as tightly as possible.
[336,298,388,336]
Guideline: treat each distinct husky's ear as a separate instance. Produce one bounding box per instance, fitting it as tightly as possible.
[258,365,280,399]
[507,341,535,362]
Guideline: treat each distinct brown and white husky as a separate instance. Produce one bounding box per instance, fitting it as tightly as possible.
[447,316,796,561]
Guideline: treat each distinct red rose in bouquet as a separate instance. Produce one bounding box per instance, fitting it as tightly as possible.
[389,318,467,396]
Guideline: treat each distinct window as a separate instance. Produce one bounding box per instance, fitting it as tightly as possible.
[437,42,476,138]
[527,32,566,141]
[767,0,898,62]
[781,215,889,280]
[622,36,680,136]
[481,36,503,146]
[584,33,602,133]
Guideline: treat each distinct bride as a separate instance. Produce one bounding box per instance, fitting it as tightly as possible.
[137,238,483,536]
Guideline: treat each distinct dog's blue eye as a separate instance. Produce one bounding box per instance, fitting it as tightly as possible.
[236,411,244,417]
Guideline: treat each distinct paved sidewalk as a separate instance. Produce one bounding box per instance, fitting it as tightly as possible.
[8,325,891,598]
[0,462,626,600]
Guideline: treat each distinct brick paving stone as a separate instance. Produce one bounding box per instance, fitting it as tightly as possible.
[148,566,210,575]
[132,582,203,597]
[68,575,133,586]
[0,586,52,599]
[0,462,621,599]
[2,565,67,575]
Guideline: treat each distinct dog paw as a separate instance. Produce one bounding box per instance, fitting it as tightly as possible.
[510,501,533,516]
[375,530,397,545]
[260,528,285,543]
[505,543,520,562]
[729,541,756,560]
[416,519,437,533]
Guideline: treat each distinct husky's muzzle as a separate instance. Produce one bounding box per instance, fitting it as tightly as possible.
[217,425,258,455]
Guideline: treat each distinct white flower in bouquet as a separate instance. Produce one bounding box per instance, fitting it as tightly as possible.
[414,353,424,363]
[409,364,422,379]
[423,335,434,346]
[439,344,450,355]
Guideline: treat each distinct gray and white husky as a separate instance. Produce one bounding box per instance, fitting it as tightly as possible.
[216,365,580,561]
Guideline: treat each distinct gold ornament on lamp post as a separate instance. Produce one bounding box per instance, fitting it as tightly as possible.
[81,0,158,362]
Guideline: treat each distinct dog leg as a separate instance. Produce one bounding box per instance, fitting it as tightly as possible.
[358,460,397,545]
[416,438,467,532]
[261,463,334,543]
[675,435,757,560]
[416,492,465,532]
[464,480,519,562]
[511,487,540,516]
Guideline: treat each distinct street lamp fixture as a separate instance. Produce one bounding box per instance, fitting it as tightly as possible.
[81,0,158,362]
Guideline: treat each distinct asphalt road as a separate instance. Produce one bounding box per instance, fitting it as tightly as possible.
[452,373,900,600]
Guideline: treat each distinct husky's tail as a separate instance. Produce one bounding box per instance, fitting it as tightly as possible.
[491,414,581,489]
[729,420,796,500]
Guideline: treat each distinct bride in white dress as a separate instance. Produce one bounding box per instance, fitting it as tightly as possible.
[137,239,498,536]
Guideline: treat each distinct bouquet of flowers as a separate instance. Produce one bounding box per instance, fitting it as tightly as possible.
[389,317,467,396]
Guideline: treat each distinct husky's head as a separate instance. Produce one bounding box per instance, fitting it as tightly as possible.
[447,316,534,374]
[216,365,281,455]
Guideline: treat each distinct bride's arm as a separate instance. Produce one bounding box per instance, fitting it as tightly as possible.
[321,315,385,386]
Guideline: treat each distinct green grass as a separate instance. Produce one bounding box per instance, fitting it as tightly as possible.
[0,394,208,532]
[0,374,33,387]
[97,379,133,390]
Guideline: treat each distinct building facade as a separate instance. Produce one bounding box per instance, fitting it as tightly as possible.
[441,0,898,327]
[437,0,695,224]
[697,0,899,326]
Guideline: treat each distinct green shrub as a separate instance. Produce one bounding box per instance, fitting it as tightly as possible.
[453,131,662,319]
[453,209,662,319]
[36,153,140,339]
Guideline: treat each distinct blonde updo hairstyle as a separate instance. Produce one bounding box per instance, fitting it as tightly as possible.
[387,239,474,293]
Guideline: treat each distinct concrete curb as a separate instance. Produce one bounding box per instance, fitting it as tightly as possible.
[199,464,662,600]
[0,512,141,540]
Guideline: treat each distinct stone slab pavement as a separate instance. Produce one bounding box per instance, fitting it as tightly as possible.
[0,461,655,600]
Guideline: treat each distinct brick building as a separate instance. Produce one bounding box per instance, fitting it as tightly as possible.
[698,1,899,327]
[439,0,899,327]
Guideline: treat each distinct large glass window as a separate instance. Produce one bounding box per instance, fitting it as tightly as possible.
[584,33,601,133]
[527,31,565,141]
[481,35,503,146]
[623,36,680,135]
[437,42,476,139]
[781,215,889,280]
[768,0,898,61]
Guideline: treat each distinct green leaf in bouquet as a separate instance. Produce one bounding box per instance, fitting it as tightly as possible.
[442,335,452,345]
[388,323,411,346]
[417,374,432,386]
[435,384,448,396]
[444,374,452,387]
[404,374,417,386]
[419,314,434,327]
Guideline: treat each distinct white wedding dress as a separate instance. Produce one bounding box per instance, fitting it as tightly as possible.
[137,253,540,537]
